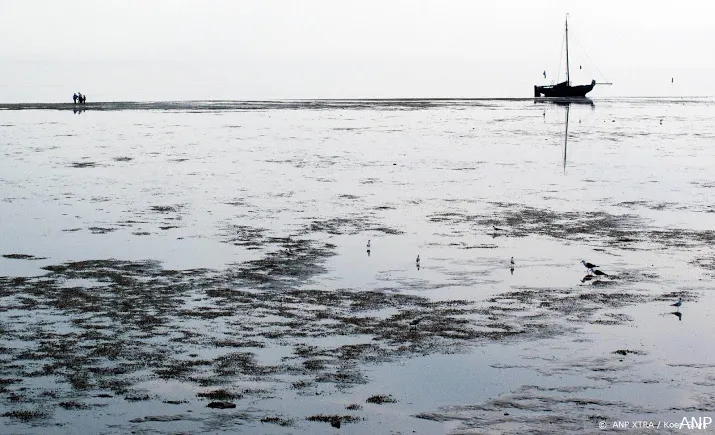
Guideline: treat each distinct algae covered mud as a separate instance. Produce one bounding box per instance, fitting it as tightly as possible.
[1,99,714,433]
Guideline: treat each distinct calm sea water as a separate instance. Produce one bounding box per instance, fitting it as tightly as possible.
[1,99,714,433]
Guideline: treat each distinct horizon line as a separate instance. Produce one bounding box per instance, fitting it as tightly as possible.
[1,95,712,107]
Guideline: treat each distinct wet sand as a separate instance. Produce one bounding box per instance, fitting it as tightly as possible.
[1,99,714,433]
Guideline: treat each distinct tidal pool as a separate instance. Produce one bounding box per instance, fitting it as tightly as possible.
[1,98,714,433]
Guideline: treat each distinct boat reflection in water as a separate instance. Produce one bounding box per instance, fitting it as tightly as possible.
[538,98,594,174]
[563,103,570,173]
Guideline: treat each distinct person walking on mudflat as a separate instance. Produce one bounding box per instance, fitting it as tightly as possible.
[73,93,78,104]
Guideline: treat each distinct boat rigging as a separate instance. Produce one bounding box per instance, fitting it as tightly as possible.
[534,15,611,98]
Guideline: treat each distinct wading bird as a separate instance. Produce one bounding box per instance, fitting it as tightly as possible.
[409,317,425,328]
[581,260,599,270]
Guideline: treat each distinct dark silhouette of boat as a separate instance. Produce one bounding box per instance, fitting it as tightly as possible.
[534,16,607,98]
[536,80,596,98]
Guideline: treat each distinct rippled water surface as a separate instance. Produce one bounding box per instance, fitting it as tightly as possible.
[1,99,714,433]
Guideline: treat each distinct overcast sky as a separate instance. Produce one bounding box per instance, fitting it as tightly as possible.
[1,0,714,101]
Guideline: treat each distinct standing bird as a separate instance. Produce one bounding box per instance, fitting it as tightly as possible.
[416,254,420,264]
[581,260,599,270]
[671,297,683,308]
[409,317,425,328]
[492,226,503,238]
[510,257,515,267]
[367,239,371,248]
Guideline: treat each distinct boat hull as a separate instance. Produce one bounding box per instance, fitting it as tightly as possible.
[534,80,595,97]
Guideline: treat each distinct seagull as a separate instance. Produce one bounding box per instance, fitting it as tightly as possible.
[671,297,683,308]
[493,226,503,232]
[592,269,609,277]
[510,257,515,266]
[416,254,420,264]
[409,317,425,328]
[581,260,599,270]
[367,239,371,248]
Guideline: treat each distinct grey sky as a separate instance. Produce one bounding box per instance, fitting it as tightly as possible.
[1,0,714,101]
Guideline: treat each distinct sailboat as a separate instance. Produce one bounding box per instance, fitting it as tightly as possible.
[534,16,602,98]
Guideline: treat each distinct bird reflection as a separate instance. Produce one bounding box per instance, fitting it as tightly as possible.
[367,249,370,257]
[510,266,514,275]
[670,311,683,321]
[581,274,596,283]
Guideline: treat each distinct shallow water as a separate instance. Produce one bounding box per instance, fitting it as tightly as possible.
[1,98,714,433]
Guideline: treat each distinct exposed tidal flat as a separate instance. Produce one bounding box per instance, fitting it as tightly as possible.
[1,98,714,434]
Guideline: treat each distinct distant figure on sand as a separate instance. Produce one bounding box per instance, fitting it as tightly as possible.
[73,93,78,104]
[81,94,87,104]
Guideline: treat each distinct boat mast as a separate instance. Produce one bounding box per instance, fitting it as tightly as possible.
[565,14,570,85]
